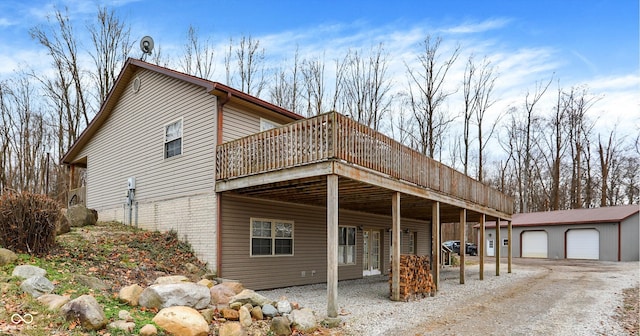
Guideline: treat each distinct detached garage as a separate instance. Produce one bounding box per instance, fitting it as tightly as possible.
[480,205,639,261]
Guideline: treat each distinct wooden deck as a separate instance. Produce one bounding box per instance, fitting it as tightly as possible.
[216,112,512,216]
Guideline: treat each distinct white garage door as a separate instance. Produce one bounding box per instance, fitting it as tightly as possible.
[567,229,599,260]
[522,231,548,258]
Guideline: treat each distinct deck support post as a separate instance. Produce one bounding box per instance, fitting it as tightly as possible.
[391,192,401,301]
[326,174,339,318]
[431,201,440,291]
[479,214,485,280]
[508,220,512,274]
[459,209,466,284]
[496,218,501,276]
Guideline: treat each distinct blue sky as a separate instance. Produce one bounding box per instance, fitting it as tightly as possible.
[0,0,638,144]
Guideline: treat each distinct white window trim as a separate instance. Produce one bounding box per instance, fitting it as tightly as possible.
[338,226,357,266]
[163,117,183,160]
[408,231,415,255]
[250,218,294,257]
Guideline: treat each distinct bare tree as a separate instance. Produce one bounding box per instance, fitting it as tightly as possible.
[88,6,133,105]
[178,25,215,79]
[30,8,90,126]
[405,35,460,157]
[340,44,393,131]
[300,56,327,117]
[225,35,266,96]
[472,57,498,181]
[598,129,621,206]
[270,47,302,114]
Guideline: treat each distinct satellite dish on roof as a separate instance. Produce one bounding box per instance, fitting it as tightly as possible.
[140,36,154,55]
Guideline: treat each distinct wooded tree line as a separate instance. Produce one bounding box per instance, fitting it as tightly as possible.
[0,7,637,212]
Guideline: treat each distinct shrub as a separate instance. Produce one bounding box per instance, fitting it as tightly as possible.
[0,191,60,255]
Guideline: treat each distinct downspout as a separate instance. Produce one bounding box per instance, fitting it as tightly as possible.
[215,89,231,276]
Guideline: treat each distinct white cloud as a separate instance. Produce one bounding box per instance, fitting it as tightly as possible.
[440,18,512,34]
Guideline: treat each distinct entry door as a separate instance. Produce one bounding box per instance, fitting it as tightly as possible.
[363,230,381,276]
[487,239,495,257]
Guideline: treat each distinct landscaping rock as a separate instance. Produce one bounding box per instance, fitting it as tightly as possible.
[321,317,342,328]
[277,299,292,314]
[66,205,97,227]
[152,306,209,336]
[20,275,54,298]
[229,302,243,310]
[0,248,17,266]
[118,310,133,322]
[221,307,240,320]
[239,305,252,328]
[290,308,319,333]
[220,281,245,294]
[197,278,214,288]
[262,303,278,318]
[37,294,70,311]
[200,307,215,323]
[229,289,271,307]
[210,283,236,304]
[139,283,210,309]
[12,265,46,279]
[270,316,292,336]
[139,324,158,336]
[153,275,190,284]
[251,306,264,320]
[184,262,200,274]
[61,295,107,331]
[118,284,144,306]
[73,274,109,291]
[108,320,135,333]
[56,214,71,235]
[219,322,245,336]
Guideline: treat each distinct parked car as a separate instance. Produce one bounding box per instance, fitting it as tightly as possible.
[442,240,477,256]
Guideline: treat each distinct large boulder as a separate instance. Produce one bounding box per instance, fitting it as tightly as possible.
[12,265,46,279]
[65,205,97,227]
[139,283,210,310]
[56,213,71,235]
[20,275,54,298]
[218,322,245,336]
[290,308,319,333]
[118,284,144,306]
[37,294,71,311]
[153,275,190,284]
[270,316,292,336]
[229,289,271,307]
[152,306,209,336]
[0,248,17,266]
[210,284,236,305]
[72,274,109,291]
[60,295,107,331]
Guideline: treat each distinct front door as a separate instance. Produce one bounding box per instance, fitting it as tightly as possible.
[487,239,495,257]
[363,230,381,276]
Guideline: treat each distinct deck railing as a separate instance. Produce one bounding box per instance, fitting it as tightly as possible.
[217,112,513,214]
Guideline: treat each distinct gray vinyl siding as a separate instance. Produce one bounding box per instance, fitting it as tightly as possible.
[77,68,217,208]
[220,195,431,290]
[621,213,639,261]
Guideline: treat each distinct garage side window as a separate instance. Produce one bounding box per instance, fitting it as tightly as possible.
[164,119,182,159]
[251,218,293,256]
[502,238,509,246]
[339,226,356,265]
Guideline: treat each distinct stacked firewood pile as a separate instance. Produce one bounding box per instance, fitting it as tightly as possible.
[389,254,435,301]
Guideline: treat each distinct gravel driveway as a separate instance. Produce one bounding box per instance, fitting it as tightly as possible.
[258,258,639,335]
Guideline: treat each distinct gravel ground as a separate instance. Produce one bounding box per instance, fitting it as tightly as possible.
[258,259,639,335]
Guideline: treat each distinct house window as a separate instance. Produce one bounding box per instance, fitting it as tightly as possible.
[338,226,356,265]
[164,119,182,159]
[250,218,293,256]
[502,238,509,246]
[260,118,279,131]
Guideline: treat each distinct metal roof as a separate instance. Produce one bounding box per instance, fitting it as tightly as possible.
[482,204,639,228]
